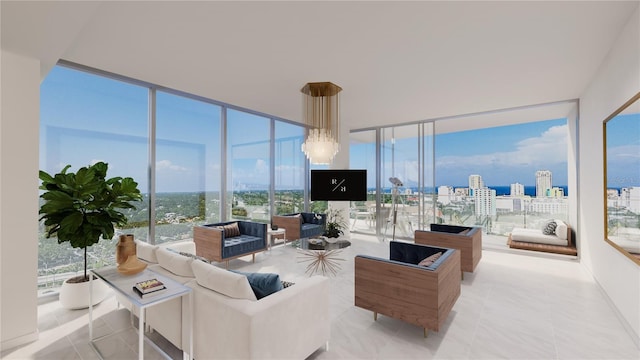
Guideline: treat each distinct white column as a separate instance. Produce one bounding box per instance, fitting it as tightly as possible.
[0,50,40,350]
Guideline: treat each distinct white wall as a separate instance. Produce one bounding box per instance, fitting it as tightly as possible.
[578,6,640,343]
[0,50,40,350]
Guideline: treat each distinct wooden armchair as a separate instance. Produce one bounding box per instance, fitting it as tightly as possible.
[271,212,326,241]
[354,241,461,337]
[415,224,482,274]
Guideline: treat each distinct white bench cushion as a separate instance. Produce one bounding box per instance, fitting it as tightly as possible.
[511,228,568,246]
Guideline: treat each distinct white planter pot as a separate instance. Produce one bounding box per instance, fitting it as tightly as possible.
[59,276,112,310]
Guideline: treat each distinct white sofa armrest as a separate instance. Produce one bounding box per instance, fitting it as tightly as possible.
[187,275,330,359]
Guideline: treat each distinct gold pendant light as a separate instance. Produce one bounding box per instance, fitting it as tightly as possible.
[301,82,342,165]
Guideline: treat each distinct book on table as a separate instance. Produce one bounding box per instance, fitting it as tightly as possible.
[133,278,166,298]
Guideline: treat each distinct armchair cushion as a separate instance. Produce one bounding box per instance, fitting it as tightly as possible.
[218,222,241,237]
[418,252,442,267]
[191,260,257,301]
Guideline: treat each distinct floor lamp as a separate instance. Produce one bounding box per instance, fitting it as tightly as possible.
[386,177,403,242]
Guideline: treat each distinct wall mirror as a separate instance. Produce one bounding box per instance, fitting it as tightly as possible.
[604,91,640,265]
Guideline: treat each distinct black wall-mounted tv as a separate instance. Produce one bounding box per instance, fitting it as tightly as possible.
[310,169,367,201]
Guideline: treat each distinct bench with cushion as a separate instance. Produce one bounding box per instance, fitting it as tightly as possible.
[194,221,267,267]
[508,219,577,256]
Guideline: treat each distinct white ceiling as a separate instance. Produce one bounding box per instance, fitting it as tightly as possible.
[2,1,638,130]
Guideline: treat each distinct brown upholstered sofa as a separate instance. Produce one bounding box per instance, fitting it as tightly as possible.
[354,241,461,337]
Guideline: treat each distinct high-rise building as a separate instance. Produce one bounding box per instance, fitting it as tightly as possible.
[510,182,525,197]
[437,185,455,205]
[549,187,565,198]
[474,188,496,216]
[469,174,484,195]
[535,170,552,197]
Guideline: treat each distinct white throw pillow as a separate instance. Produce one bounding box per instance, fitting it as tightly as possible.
[191,260,257,301]
[554,220,568,240]
[135,240,159,263]
[156,247,195,277]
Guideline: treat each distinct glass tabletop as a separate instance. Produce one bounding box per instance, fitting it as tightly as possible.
[92,266,191,307]
[297,237,351,251]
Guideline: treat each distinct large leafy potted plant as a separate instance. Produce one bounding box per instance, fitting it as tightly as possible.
[323,208,348,240]
[39,162,142,309]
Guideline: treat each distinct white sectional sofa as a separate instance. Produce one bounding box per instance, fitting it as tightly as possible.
[118,239,330,359]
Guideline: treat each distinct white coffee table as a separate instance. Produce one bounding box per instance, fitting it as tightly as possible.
[89,266,193,360]
[267,228,286,250]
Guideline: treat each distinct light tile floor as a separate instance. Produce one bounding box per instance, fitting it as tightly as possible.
[3,233,639,359]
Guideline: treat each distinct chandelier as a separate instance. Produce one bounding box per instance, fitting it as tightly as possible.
[301,82,342,165]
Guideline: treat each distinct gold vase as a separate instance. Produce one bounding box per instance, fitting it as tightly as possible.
[116,234,136,265]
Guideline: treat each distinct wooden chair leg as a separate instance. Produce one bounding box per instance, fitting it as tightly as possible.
[461,271,464,280]
[252,253,255,263]
[225,260,229,269]
[424,328,428,338]
[373,312,378,321]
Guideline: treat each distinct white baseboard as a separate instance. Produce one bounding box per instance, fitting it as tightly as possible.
[1,330,39,352]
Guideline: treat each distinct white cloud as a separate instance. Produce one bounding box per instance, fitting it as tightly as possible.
[437,124,568,168]
[608,144,640,161]
[255,159,268,173]
[156,160,188,172]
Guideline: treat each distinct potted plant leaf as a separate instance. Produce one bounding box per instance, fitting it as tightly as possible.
[323,208,348,241]
[39,162,142,309]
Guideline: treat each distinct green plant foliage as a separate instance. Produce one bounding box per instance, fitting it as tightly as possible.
[39,162,142,281]
[324,208,348,238]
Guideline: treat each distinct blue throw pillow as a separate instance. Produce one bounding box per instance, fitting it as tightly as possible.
[230,270,283,300]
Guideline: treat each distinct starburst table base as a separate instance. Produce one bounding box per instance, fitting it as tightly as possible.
[297,249,346,276]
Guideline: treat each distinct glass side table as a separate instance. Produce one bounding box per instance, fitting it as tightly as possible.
[89,266,193,360]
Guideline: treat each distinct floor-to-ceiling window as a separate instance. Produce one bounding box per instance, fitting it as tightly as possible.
[435,118,569,242]
[39,63,308,295]
[381,124,421,239]
[226,109,271,222]
[155,91,221,244]
[274,121,305,215]
[349,106,574,246]
[39,66,148,293]
[349,130,377,235]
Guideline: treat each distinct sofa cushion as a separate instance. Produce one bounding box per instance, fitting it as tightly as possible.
[191,260,257,301]
[542,220,557,235]
[418,252,442,267]
[223,235,265,258]
[510,228,568,246]
[135,240,159,263]
[554,220,568,240]
[218,222,241,238]
[231,270,284,300]
[156,247,195,277]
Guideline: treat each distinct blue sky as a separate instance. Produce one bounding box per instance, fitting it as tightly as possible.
[40,66,638,192]
[606,112,640,188]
